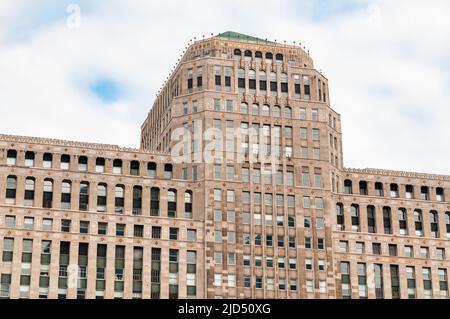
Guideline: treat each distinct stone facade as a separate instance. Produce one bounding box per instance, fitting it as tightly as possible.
[0,32,449,299]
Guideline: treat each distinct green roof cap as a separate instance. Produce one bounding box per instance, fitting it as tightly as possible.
[216,31,276,44]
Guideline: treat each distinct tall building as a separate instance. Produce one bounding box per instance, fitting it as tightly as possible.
[1,31,449,299]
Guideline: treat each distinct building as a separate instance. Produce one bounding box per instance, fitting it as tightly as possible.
[1,31,449,299]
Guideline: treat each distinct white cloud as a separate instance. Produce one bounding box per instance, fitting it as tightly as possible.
[0,0,449,174]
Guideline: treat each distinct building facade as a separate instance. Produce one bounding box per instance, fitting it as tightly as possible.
[1,31,449,299]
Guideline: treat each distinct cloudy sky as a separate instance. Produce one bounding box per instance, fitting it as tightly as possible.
[1,0,449,174]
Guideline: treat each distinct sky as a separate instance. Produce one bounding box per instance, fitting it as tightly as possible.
[0,0,450,174]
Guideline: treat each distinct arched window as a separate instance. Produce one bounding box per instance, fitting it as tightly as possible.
[273,106,281,118]
[420,186,429,200]
[336,203,344,230]
[359,181,368,195]
[97,183,107,212]
[132,186,143,215]
[240,102,248,114]
[78,156,88,172]
[150,187,160,216]
[265,52,273,62]
[168,189,177,218]
[275,53,283,62]
[113,159,122,174]
[383,206,392,234]
[25,151,35,167]
[405,184,414,199]
[60,154,70,170]
[344,180,352,194]
[284,106,292,118]
[351,204,360,231]
[446,212,450,237]
[375,182,383,196]
[252,104,259,116]
[43,153,52,168]
[43,178,53,209]
[255,51,262,59]
[436,187,445,202]
[6,150,17,165]
[24,177,35,206]
[414,209,423,236]
[164,164,173,179]
[244,50,252,62]
[79,181,89,211]
[130,161,140,176]
[185,191,193,219]
[398,208,408,235]
[61,180,71,210]
[367,205,376,233]
[262,104,270,117]
[5,175,17,204]
[430,210,439,238]
[390,183,399,198]
[147,162,156,178]
[115,185,124,213]
[96,158,105,173]
[233,48,241,59]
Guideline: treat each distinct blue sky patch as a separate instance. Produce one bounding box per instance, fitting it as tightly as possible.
[90,79,121,103]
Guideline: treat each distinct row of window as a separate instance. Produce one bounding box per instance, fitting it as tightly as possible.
[338,240,447,260]
[5,176,193,218]
[5,150,175,178]
[233,49,284,62]
[2,215,198,241]
[340,262,449,299]
[343,179,446,202]
[336,203,450,238]
[1,239,195,299]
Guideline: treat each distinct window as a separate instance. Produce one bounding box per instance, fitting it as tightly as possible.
[78,156,88,171]
[273,106,281,118]
[132,186,142,215]
[414,210,423,236]
[79,221,89,234]
[42,218,52,231]
[388,244,398,256]
[6,150,17,165]
[383,207,392,234]
[421,186,429,200]
[367,206,376,233]
[5,215,15,228]
[60,154,70,170]
[317,238,325,250]
[356,242,365,254]
[340,241,349,252]
[113,159,122,174]
[24,151,35,167]
[42,179,53,208]
[344,180,352,194]
[134,225,144,238]
[42,153,52,168]
[430,211,439,238]
[420,247,429,259]
[79,182,89,211]
[168,189,177,218]
[390,184,399,198]
[130,161,140,176]
[116,224,125,236]
[436,248,445,260]
[300,127,307,139]
[404,245,414,257]
[374,182,383,196]
[95,158,105,173]
[151,226,161,239]
[311,109,319,121]
[351,204,360,231]
[312,128,320,141]
[98,222,107,235]
[340,262,351,299]
[5,176,17,204]
[24,177,35,206]
[398,208,408,235]
[405,185,414,199]
[61,219,71,232]
[436,187,445,202]
[336,203,344,230]
[305,237,312,249]
[97,184,107,212]
[169,228,178,240]
[372,243,381,255]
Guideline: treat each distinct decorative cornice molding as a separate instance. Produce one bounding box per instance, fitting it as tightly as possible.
[343,167,450,181]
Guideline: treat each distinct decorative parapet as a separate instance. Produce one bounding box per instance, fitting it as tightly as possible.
[343,167,450,182]
[0,133,166,155]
